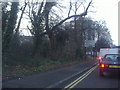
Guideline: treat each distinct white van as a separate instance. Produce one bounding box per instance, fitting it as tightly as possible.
[99,48,119,59]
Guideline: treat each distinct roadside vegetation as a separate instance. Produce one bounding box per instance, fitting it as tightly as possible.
[3,57,95,81]
[2,0,113,81]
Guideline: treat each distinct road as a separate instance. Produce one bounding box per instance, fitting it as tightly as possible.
[2,60,97,88]
[55,65,120,88]
[2,61,120,89]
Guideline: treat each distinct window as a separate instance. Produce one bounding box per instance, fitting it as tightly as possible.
[105,54,120,61]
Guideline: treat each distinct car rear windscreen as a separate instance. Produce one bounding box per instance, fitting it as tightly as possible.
[104,54,120,61]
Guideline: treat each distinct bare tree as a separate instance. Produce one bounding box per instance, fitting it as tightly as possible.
[45,0,92,59]
[25,0,93,58]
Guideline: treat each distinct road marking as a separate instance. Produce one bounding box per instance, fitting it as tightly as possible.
[69,66,97,88]
[64,66,95,88]
[66,66,97,89]
[64,65,97,89]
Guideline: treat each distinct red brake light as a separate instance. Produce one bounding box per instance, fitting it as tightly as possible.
[100,64,105,68]
[97,56,101,60]
[100,64,108,68]
[98,56,101,60]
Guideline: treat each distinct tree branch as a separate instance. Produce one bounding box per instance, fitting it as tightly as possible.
[37,0,44,17]
[15,1,27,34]
[68,0,72,17]
[85,0,92,13]
[51,0,92,31]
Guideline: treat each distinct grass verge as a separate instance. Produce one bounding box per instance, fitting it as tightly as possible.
[3,57,96,82]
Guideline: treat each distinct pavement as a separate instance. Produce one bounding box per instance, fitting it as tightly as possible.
[2,60,97,88]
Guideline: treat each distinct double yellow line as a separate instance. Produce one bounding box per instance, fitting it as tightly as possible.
[64,65,97,89]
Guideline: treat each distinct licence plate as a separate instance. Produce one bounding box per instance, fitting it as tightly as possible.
[109,65,120,68]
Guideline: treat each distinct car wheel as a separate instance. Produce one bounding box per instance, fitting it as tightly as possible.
[99,69,104,77]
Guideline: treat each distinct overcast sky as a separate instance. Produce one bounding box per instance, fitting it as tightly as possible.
[87,0,119,45]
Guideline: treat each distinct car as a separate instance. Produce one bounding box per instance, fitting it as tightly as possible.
[99,54,120,76]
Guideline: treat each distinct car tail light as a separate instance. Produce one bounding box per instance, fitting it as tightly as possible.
[99,56,101,60]
[98,56,101,60]
[100,64,105,68]
[100,64,108,68]
[98,56,102,64]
